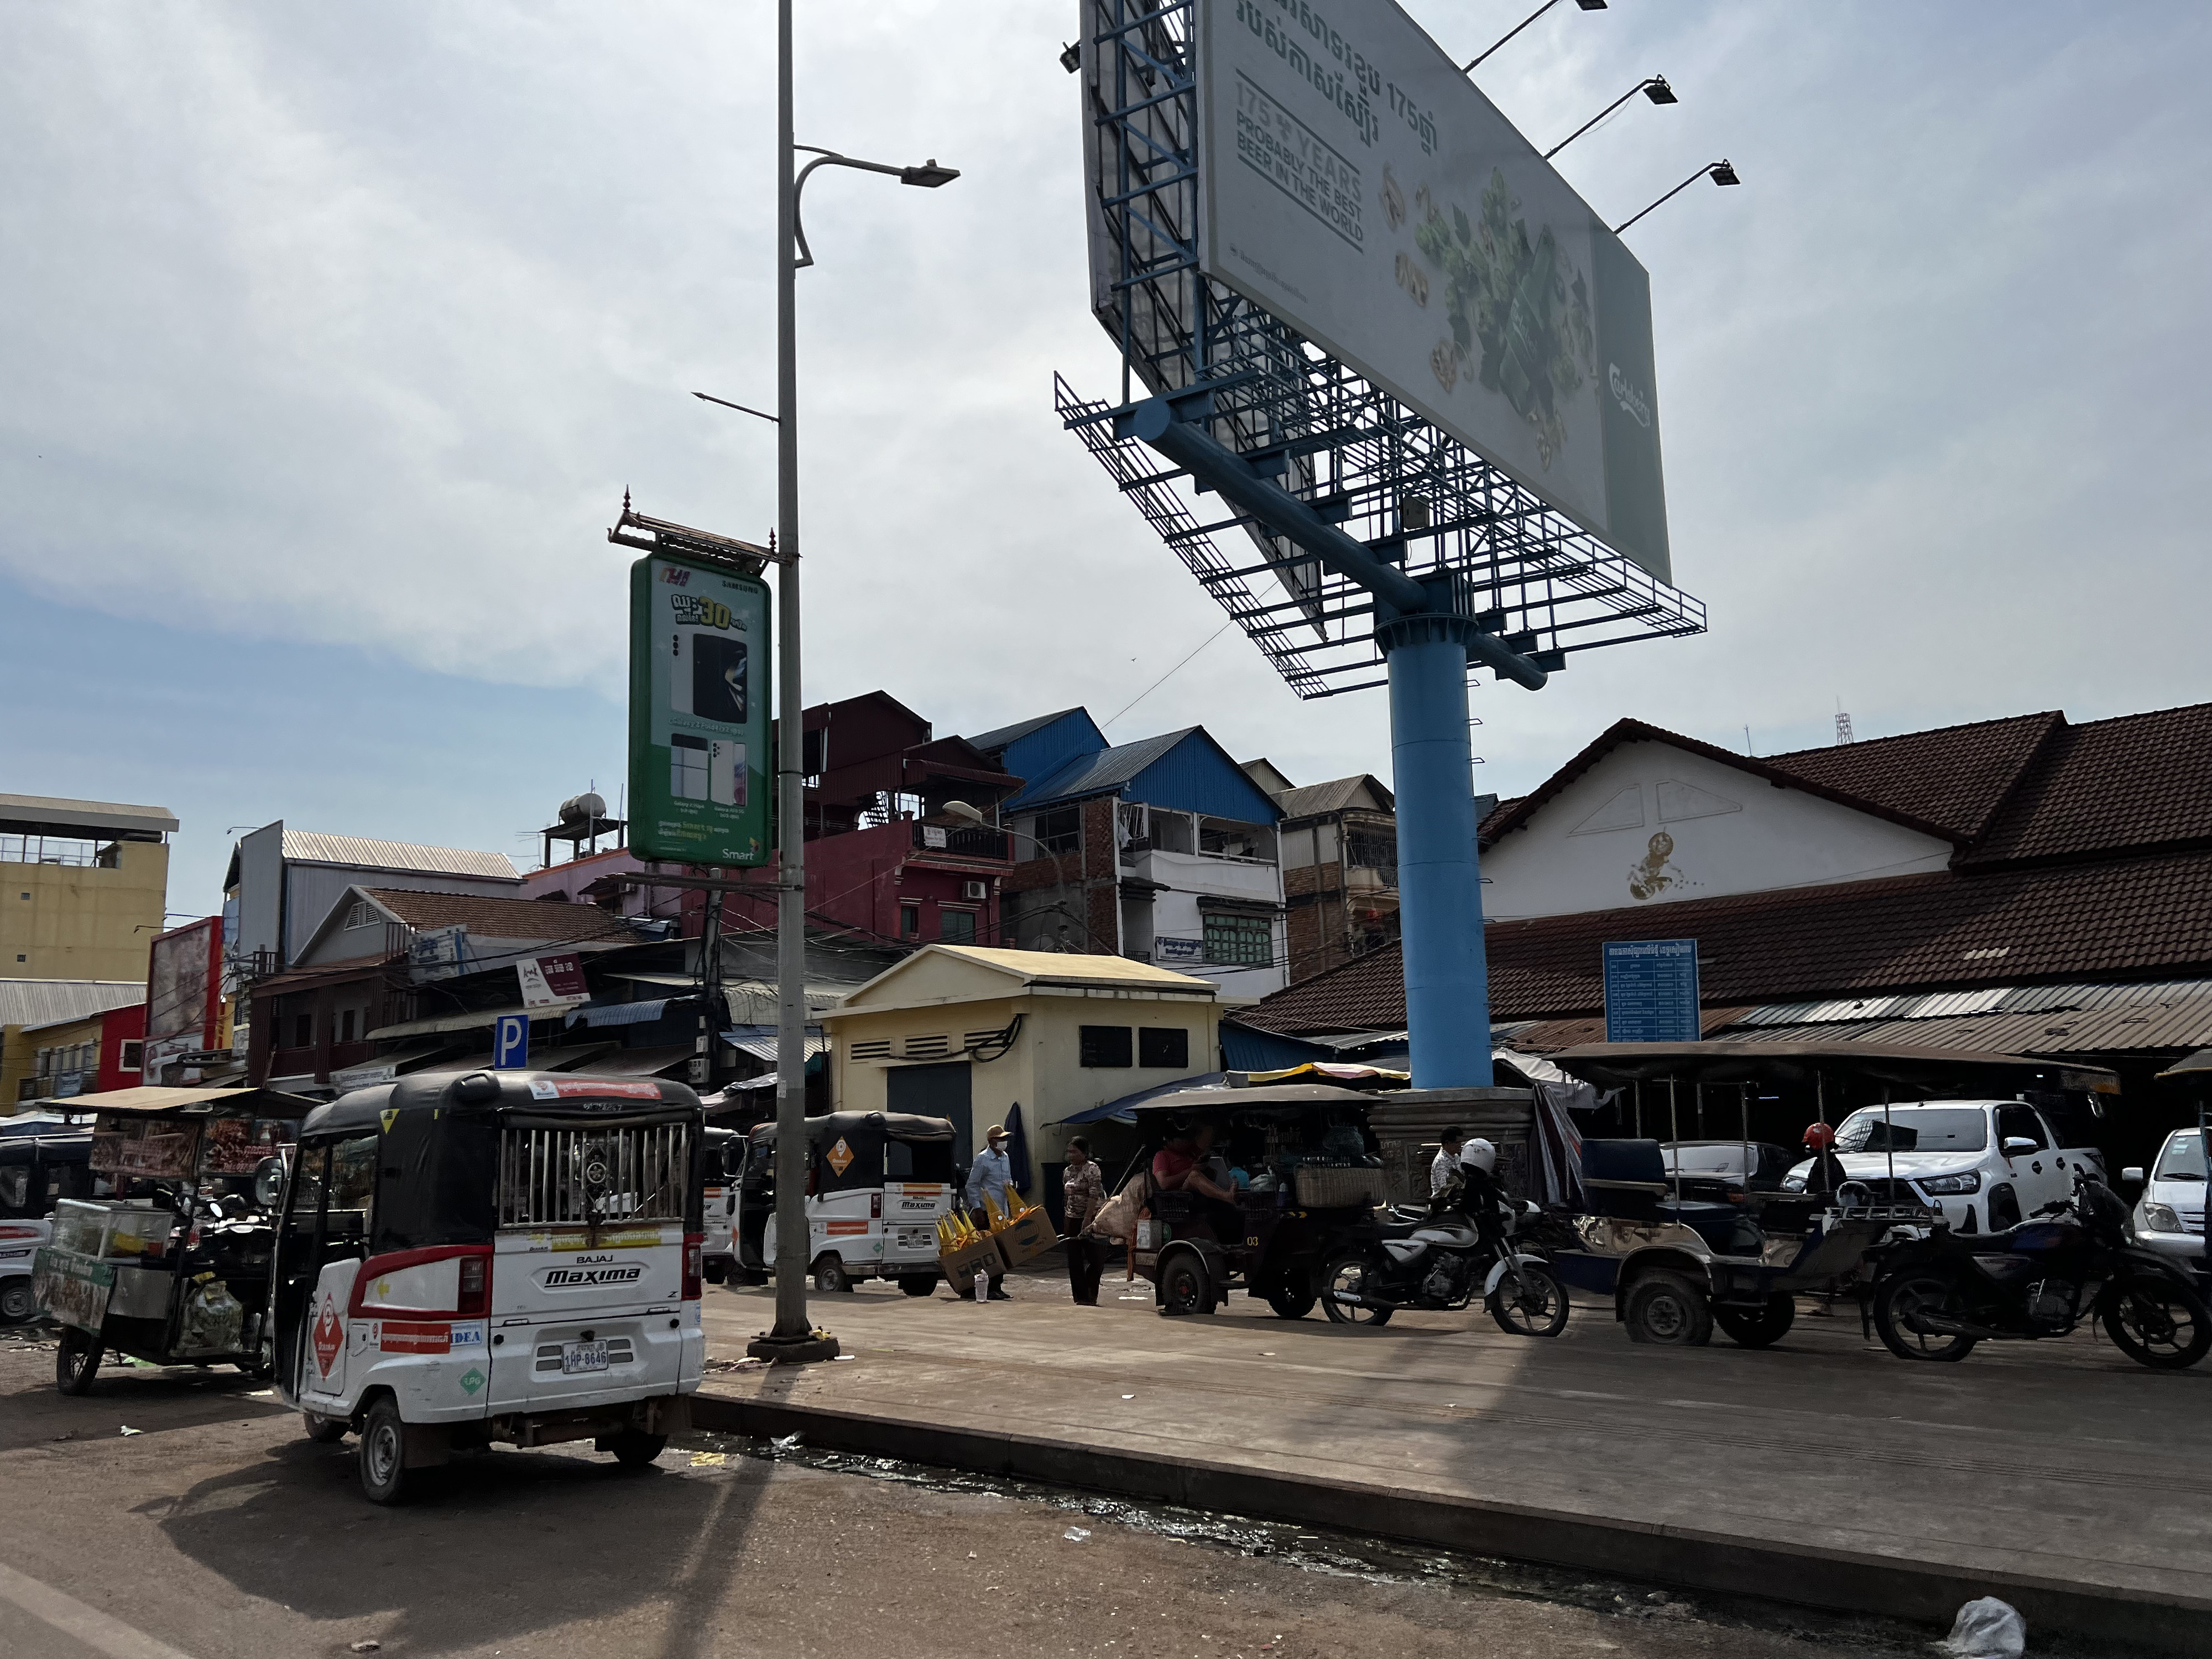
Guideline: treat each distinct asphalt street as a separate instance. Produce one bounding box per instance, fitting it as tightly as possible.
[0,1330,1943,1659]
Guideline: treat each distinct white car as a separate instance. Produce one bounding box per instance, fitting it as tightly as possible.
[1785,1099,2105,1234]
[2124,1128,2209,1267]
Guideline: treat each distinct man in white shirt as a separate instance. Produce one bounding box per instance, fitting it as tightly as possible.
[961,1124,1015,1301]
[1430,1126,1468,1200]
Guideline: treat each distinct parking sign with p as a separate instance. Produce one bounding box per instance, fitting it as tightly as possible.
[493,1014,529,1070]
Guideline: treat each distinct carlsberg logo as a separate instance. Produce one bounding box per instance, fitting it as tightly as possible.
[1608,363,1652,429]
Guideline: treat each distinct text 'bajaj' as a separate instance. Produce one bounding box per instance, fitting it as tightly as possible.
[272,1070,706,1503]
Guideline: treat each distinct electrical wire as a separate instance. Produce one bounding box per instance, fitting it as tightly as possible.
[1102,619,1236,730]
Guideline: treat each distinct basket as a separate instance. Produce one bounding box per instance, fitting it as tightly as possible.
[1294,1166,1387,1208]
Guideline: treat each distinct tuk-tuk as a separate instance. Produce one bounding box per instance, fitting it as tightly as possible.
[1118,1084,1394,1318]
[29,1086,306,1391]
[1,1126,94,1323]
[731,1112,959,1294]
[701,1125,739,1284]
[272,1070,707,1503]
[1544,1041,2117,1347]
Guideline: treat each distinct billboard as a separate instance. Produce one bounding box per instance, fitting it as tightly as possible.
[627,554,771,868]
[145,916,223,1073]
[1197,0,1671,580]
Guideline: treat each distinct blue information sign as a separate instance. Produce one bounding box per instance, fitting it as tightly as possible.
[1603,939,1701,1042]
[492,1013,529,1071]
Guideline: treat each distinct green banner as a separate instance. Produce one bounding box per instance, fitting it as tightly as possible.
[627,554,773,867]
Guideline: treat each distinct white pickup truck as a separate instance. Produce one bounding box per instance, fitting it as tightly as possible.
[1785,1099,2104,1234]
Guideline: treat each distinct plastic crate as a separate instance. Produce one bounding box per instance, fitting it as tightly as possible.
[1294,1166,1387,1208]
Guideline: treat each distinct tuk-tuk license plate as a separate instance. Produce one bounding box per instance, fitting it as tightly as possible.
[561,1340,610,1375]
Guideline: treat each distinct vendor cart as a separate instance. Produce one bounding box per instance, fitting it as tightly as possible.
[1115,1083,1394,1318]
[30,1085,309,1394]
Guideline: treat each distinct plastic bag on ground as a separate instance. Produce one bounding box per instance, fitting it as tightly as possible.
[1939,1598,2026,1658]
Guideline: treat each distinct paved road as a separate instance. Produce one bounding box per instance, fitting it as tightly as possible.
[0,1333,1935,1659]
[700,1260,2212,1640]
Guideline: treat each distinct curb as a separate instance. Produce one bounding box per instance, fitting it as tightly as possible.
[690,1391,2211,1654]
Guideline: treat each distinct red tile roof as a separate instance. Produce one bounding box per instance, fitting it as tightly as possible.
[1245,848,2212,1034]
[1761,711,2062,844]
[1959,702,2212,867]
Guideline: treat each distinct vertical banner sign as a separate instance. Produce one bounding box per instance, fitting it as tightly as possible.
[1602,938,1700,1042]
[627,554,772,867]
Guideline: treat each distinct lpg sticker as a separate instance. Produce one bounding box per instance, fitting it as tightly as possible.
[312,1296,344,1376]
[826,1136,854,1176]
[458,1367,486,1396]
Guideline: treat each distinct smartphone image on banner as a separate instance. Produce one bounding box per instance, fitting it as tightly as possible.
[672,629,748,725]
[709,741,746,808]
[670,733,710,800]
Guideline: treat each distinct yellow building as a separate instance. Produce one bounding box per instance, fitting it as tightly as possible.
[1,795,176,983]
[823,945,1222,1193]
[1,980,145,1109]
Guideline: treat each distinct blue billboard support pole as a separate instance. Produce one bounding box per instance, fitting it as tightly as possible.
[1381,603,1494,1089]
[1119,396,1535,1089]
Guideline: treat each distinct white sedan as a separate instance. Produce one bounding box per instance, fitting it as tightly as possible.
[1785,1099,2104,1234]
[2124,1127,2209,1266]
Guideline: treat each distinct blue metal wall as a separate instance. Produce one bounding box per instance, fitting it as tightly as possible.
[998,711,1106,796]
[1126,731,1282,823]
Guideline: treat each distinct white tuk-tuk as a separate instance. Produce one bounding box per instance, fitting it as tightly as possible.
[730,1112,958,1295]
[272,1070,707,1503]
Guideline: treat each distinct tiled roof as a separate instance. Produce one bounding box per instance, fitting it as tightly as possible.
[1959,702,2212,866]
[1761,712,2062,845]
[0,979,145,1029]
[1244,849,2212,1034]
[366,889,641,944]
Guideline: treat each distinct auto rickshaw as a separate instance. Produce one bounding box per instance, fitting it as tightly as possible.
[1114,1083,1395,1318]
[1,1125,93,1323]
[1543,1041,2117,1347]
[29,1085,307,1392]
[729,1112,959,1293]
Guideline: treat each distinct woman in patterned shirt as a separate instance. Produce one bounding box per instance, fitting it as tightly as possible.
[1061,1138,1107,1306]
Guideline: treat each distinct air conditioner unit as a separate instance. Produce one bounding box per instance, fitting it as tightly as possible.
[963,880,988,901]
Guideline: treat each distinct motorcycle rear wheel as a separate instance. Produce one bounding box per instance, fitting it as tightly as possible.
[2103,1276,2212,1370]
[1874,1271,1979,1362]
[1487,1263,1569,1338]
[1320,1254,1392,1327]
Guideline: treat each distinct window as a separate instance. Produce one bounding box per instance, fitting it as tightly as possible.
[938,909,977,945]
[340,1009,357,1044]
[900,903,921,938]
[1199,817,1276,861]
[294,1014,314,1048]
[118,1041,143,1072]
[1203,912,1274,967]
[1079,1025,1133,1068]
[1996,1105,2049,1152]
[325,1133,378,1243]
[1033,807,1082,857]
[1834,1108,1987,1154]
[343,900,378,929]
[1149,811,1194,855]
[1138,1027,1188,1069]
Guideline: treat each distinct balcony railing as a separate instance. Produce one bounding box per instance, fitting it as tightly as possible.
[911,822,1010,860]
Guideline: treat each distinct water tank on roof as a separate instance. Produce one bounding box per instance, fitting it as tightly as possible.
[559,792,608,826]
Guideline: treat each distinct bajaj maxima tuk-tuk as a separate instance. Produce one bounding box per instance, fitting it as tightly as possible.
[1,1127,93,1323]
[272,1070,707,1504]
[31,1086,304,1391]
[730,1112,959,1294]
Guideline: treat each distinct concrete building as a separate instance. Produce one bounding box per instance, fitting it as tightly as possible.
[822,945,1221,1183]
[1,795,175,982]
[1245,763,1407,983]
[969,709,1288,997]
[1,979,147,1108]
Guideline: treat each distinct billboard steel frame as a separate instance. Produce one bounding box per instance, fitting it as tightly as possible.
[1065,0,1707,702]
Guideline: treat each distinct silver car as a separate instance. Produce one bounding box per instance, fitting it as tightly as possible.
[2126,1128,2210,1266]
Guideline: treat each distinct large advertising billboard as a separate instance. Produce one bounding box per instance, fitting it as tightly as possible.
[1197,0,1671,581]
[144,916,223,1075]
[627,554,771,867]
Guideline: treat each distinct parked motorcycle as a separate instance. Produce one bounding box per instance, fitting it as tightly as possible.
[1869,1172,2211,1369]
[1321,1190,1569,1337]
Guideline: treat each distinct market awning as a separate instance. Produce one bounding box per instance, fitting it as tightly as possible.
[559,1046,692,1079]
[724,1031,828,1064]
[565,997,685,1029]
[366,1002,584,1040]
[63,1084,319,1115]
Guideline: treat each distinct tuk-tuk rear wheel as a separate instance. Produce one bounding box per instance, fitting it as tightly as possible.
[607,1430,667,1468]
[1265,1267,1316,1321]
[1159,1255,1212,1316]
[0,1280,35,1323]
[1712,1293,1797,1349]
[812,1256,852,1294]
[1623,1270,1713,1346]
[56,1327,103,1395]
[899,1274,940,1297]
[358,1397,410,1505]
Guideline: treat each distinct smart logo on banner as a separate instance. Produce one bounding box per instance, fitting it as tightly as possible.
[1199,0,1671,582]
[627,554,771,867]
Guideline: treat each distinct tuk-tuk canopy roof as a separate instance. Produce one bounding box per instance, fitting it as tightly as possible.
[748,1112,956,1145]
[1548,1040,2120,1095]
[1129,1082,1378,1117]
[301,1068,702,1140]
[73,1084,316,1118]
[2157,1048,2212,1082]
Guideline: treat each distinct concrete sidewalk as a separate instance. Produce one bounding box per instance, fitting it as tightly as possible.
[697,1270,2212,1651]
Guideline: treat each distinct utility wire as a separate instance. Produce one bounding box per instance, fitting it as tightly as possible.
[1102,619,1236,730]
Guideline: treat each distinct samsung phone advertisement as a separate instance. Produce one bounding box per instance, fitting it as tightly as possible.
[627,554,771,867]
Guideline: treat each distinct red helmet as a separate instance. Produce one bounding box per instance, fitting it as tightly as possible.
[1803,1121,1837,1150]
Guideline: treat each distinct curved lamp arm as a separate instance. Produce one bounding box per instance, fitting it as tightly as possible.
[792,145,959,270]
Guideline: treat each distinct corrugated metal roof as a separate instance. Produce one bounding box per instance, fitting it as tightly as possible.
[967,708,1090,753]
[1008,729,1196,811]
[1735,979,2212,1030]
[1274,775,1394,819]
[282,832,518,882]
[0,794,178,836]
[1724,989,2212,1057]
[0,980,145,1029]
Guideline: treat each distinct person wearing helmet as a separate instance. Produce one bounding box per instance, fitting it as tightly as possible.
[1801,1121,1848,1198]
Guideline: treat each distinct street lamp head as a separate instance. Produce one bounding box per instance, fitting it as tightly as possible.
[1574,0,1606,9]
[1642,75,1677,106]
[1709,159,1740,187]
[1060,41,1082,74]
[900,159,961,189]
[941,800,985,825]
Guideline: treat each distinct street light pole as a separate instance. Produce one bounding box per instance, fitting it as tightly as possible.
[747,0,957,1361]
[942,801,1086,951]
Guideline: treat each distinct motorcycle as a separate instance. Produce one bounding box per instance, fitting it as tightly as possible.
[1869,1172,2211,1369]
[1320,1186,1569,1337]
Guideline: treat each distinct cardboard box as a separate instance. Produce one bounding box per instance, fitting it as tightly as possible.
[939,1232,1006,1287]
[993,1209,1058,1270]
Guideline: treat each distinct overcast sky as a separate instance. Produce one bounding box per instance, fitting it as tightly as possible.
[5,2,2209,919]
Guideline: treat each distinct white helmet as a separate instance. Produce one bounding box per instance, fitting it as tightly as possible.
[1461,1137,1496,1175]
